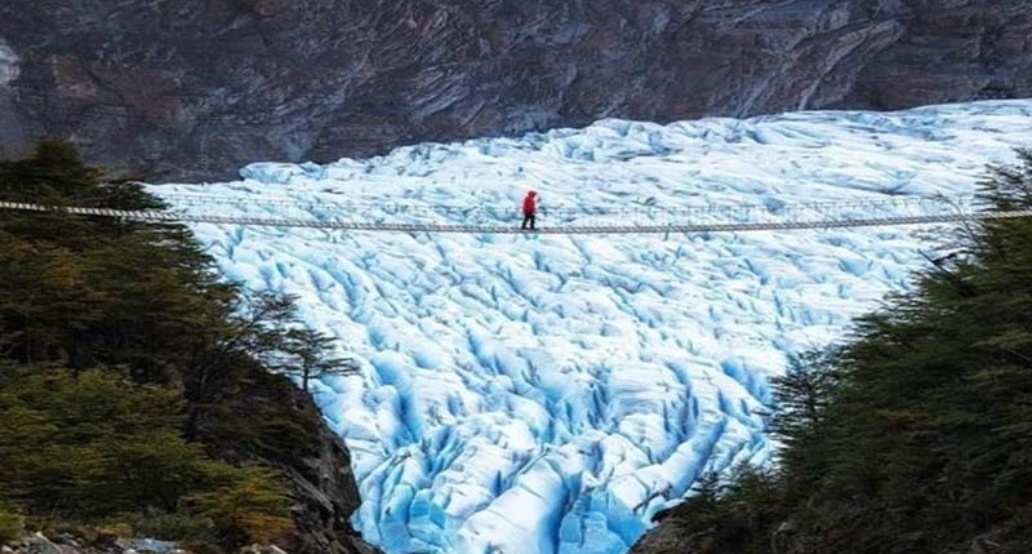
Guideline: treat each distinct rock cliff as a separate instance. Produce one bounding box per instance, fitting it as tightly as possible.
[0,0,1028,181]
[279,405,379,554]
[196,370,381,554]
[279,388,380,554]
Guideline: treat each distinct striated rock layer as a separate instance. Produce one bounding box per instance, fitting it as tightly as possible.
[0,0,1030,181]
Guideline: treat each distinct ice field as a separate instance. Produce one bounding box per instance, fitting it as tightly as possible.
[151,99,1032,554]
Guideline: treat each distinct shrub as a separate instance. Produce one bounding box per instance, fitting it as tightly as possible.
[120,510,215,543]
[188,465,294,548]
[0,506,25,545]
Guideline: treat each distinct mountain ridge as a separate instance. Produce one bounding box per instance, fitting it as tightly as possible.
[1,0,1029,181]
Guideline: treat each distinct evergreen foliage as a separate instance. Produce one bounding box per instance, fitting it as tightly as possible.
[0,141,347,551]
[264,326,359,393]
[663,149,1032,553]
[0,503,23,546]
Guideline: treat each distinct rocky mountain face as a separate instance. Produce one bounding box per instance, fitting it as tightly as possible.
[205,374,382,554]
[276,392,380,554]
[0,0,1029,182]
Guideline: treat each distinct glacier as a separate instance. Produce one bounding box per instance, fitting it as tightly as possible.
[149,99,1032,554]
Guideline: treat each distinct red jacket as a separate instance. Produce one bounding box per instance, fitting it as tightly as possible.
[522,194,537,215]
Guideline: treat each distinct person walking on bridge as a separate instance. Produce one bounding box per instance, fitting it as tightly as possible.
[521,190,538,231]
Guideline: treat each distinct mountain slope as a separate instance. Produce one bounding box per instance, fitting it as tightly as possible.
[150,99,1032,554]
[2,0,1031,180]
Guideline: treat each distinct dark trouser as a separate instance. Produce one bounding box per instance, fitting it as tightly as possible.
[521,213,536,230]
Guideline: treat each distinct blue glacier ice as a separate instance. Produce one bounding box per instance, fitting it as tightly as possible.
[150,99,1032,554]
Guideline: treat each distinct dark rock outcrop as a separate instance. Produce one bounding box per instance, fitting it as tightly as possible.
[0,0,1028,181]
[626,520,693,554]
[192,369,381,554]
[279,393,380,554]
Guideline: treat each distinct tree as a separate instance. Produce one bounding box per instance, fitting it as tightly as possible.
[769,350,840,445]
[0,365,285,530]
[186,465,293,547]
[267,327,358,393]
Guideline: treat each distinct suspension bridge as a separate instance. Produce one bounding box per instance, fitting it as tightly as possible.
[2,192,1031,235]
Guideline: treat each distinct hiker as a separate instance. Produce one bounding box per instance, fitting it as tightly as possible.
[521,190,537,230]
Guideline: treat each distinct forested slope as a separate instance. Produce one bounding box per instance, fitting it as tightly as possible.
[0,142,375,554]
